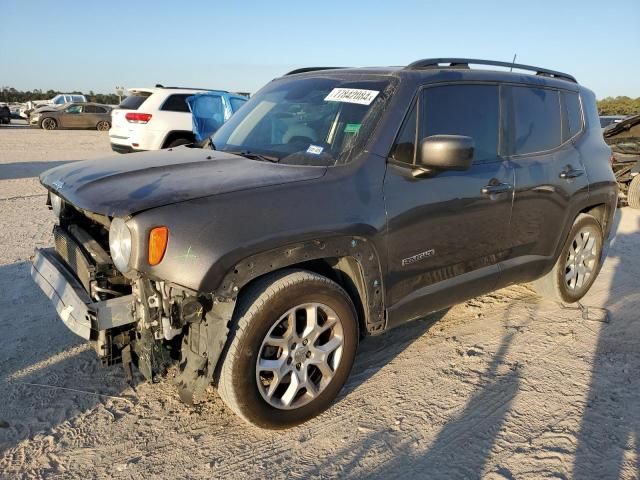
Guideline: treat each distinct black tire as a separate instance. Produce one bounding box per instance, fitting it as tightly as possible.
[534,213,604,303]
[40,117,57,130]
[628,175,640,210]
[96,120,110,131]
[217,269,358,429]
[166,138,191,148]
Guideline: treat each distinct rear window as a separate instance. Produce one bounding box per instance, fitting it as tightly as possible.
[119,93,151,110]
[161,94,191,113]
[229,97,247,112]
[509,86,561,155]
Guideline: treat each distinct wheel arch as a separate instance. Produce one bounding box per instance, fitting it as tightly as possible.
[213,237,386,335]
[161,130,195,148]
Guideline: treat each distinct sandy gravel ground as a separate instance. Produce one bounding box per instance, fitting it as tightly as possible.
[0,122,639,479]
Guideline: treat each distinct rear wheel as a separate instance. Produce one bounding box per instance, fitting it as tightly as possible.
[218,269,358,429]
[40,117,57,130]
[534,213,604,303]
[628,175,640,209]
[96,120,110,131]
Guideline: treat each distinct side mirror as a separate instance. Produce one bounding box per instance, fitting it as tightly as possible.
[415,135,474,175]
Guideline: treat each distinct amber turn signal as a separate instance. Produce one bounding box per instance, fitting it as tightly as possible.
[148,226,168,266]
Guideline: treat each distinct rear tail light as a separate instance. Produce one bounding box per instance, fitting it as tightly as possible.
[148,226,169,266]
[125,112,152,124]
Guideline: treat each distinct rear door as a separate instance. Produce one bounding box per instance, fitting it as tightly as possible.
[503,85,589,282]
[384,83,514,326]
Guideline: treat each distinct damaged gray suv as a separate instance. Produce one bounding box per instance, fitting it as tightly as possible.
[32,59,617,429]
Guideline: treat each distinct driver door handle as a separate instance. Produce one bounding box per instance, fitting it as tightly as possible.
[559,168,584,179]
[481,183,513,196]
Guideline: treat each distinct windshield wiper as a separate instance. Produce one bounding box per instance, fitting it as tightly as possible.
[229,150,280,163]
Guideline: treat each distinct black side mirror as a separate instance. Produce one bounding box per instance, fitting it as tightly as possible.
[415,135,474,176]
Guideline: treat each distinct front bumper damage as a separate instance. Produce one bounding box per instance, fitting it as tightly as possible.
[30,228,235,403]
[31,248,135,341]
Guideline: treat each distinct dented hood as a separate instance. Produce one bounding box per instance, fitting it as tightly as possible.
[40,148,327,217]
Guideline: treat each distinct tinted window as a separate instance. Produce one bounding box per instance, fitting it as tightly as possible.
[420,84,499,162]
[96,106,108,113]
[561,91,582,142]
[84,105,97,113]
[391,101,417,164]
[119,93,151,110]
[229,97,247,112]
[510,86,561,154]
[161,94,191,113]
[72,95,85,102]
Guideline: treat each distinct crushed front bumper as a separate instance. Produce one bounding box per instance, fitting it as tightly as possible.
[31,248,136,340]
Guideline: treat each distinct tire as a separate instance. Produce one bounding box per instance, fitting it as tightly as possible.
[218,269,358,429]
[628,175,640,209]
[166,138,191,148]
[40,117,57,130]
[534,213,604,303]
[96,120,110,131]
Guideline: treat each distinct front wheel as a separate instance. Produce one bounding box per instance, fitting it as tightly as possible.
[217,269,358,429]
[40,117,57,130]
[534,213,604,303]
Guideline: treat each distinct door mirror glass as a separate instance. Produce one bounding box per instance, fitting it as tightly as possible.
[417,135,474,171]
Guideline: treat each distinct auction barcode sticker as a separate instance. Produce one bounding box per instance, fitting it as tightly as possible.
[324,88,379,106]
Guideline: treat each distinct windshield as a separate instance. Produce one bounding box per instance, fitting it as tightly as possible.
[211,76,392,165]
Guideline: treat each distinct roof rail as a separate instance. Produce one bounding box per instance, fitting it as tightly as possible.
[285,67,347,76]
[155,84,229,93]
[405,58,577,83]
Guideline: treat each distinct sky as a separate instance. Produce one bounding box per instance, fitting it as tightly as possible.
[1,0,639,99]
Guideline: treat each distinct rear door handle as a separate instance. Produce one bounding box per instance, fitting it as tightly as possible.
[481,183,513,195]
[559,168,584,179]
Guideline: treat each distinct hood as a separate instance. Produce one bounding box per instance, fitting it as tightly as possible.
[40,148,327,217]
[34,105,64,114]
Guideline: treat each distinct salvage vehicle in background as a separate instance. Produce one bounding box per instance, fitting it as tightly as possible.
[604,114,640,208]
[599,115,627,130]
[31,102,112,130]
[31,59,616,429]
[20,93,87,120]
[108,86,247,153]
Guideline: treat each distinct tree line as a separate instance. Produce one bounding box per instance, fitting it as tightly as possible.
[1,87,120,105]
[596,96,640,116]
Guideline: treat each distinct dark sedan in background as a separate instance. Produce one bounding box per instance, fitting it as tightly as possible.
[31,103,112,131]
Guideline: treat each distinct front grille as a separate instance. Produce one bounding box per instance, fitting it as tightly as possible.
[53,225,95,293]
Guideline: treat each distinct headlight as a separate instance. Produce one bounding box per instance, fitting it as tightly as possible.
[109,217,132,273]
[50,193,64,217]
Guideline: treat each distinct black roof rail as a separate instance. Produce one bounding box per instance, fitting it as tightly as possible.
[405,58,577,83]
[155,84,229,93]
[285,67,347,76]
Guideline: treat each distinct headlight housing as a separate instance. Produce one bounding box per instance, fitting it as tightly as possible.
[50,193,64,217]
[109,217,132,273]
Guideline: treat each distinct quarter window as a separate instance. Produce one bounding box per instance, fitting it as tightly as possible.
[561,91,582,142]
[161,94,191,113]
[420,84,500,163]
[509,86,561,155]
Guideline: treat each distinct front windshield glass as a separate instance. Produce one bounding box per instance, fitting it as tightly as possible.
[212,76,392,166]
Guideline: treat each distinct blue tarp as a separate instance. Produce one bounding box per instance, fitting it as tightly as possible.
[186,93,226,142]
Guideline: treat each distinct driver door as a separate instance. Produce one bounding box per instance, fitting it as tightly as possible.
[62,104,84,128]
[384,83,514,326]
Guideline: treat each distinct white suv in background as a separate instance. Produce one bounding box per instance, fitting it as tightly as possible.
[108,86,248,153]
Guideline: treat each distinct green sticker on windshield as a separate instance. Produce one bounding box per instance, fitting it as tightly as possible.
[344,123,361,134]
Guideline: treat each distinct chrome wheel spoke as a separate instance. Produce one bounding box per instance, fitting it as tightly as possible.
[564,225,600,292]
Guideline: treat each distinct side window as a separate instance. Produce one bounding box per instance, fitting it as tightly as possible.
[96,106,108,114]
[390,101,418,164]
[84,105,97,113]
[229,97,247,112]
[509,86,561,155]
[420,84,499,163]
[561,91,583,142]
[161,94,191,113]
[66,105,83,113]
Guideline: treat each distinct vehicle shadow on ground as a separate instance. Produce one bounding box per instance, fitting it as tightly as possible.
[573,214,640,478]
[0,261,140,455]
[0,161,72,180]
